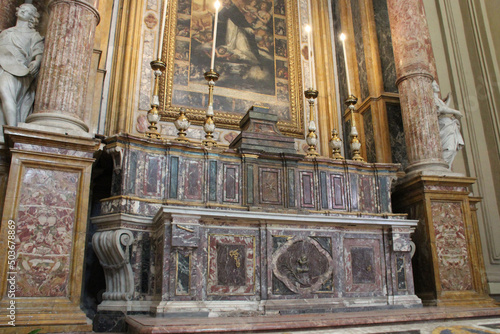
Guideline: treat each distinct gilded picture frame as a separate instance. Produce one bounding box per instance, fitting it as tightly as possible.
[160,0,304,137]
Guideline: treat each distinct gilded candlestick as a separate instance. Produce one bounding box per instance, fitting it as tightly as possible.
[305,88,319,157]
[174,107,190,142]
[146,60,166,140]
[203,70,219,147]
[345,95,364,162]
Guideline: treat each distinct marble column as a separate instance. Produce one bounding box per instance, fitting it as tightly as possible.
[0,0,18,31]
[25,0,100,133]
[386,0,448,174]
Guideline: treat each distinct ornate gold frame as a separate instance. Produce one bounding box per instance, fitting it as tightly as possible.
[159,0,304,137]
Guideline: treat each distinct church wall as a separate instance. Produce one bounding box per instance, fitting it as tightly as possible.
[423,0,500,294]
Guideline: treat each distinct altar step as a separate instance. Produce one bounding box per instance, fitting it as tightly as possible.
[126,306,500,333]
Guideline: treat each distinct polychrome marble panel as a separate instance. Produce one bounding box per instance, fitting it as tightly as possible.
[330,174,345,210]
[300,171,315,208]
[223,164,240,203]
[359,175,376,213]
[207,234,256,295]
[272,238,334,294]
[259,167,282,205]
[184,160,204,200]
[16,167,79,297]
[344,237,383,294]
[431,201,473,291]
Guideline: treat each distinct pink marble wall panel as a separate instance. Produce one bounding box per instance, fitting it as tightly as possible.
[16,167,79,297]
[431,201,473,291]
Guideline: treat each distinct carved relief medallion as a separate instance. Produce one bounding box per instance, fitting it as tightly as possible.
[272,238,334,294]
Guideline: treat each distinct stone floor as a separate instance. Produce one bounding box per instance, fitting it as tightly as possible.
[124,306,500,334]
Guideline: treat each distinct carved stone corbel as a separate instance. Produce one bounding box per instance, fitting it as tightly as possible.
[92,229,135,301]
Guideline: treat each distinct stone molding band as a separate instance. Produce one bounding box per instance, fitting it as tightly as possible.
[395,72,435,87]
[49,0,100,25]
[92,229,135,301]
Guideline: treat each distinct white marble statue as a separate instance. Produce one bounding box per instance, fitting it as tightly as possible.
[0,4,44,127]
[432,80,465,169]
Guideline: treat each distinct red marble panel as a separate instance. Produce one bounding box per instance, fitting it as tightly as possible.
[344,237,383,294]
[431,201,473,291]
[330,174,345,210]
[15,167,79,297]
[207,234,256,295]
[359,175,376,213]
[184,160,203,200]
[259,168,282,205]
[300,171,315,208]
[223,164,239,203]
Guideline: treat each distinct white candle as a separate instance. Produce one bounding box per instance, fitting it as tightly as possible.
[340,33,351,96]
[305,25,314,89]
[157,0,169,59]
[210,0,221,70]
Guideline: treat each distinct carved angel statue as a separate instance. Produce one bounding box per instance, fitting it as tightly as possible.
[0,4,44,127]
[432,80,465,169]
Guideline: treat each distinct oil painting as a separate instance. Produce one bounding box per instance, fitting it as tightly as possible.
[161,0,303,136]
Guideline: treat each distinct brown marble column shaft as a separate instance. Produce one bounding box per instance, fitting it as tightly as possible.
[0,0,18,31]
[26,0,100,132]
[386,0,448,173]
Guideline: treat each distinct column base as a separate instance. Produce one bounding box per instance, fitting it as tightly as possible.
[25,111,89,133]
[393,174,496,307]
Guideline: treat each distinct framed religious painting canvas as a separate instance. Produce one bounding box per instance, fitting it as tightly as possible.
[160,0,304,137]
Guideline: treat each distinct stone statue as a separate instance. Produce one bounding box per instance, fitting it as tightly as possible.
[0,4,44,127]
[432,80,465,169]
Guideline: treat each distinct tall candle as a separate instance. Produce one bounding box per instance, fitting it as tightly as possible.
[305,25,314,89]
[340,33,351,96]
[157,0,169,59]
[210,0,221,70]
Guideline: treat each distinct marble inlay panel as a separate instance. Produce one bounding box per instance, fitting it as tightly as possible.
[223,164,239,203]
[247,165,254,204]
[363,109,376,163]
[320,172,328,209]
[207,234,256,295]
[184,160,203,200]
[431,201,473,291]
[351,0,370,100]
[209,161,217,201]
[373,0,397,93]
[169,156,179,199]
[396,255,407,290]
[259,168,282,205]
[16,167,79,297]
[359,175,376,213]
[344,237,382,293]
[386,103,408,168]
[300,171,315,208]
[287,169,296,207]
[272,238,334,294]
[330,174,345,210]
